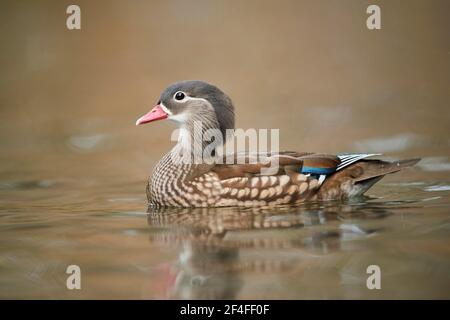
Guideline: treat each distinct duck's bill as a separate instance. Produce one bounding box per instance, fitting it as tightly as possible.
[136,105,168,125]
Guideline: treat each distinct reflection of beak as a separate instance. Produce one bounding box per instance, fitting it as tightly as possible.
[135,105,169,126]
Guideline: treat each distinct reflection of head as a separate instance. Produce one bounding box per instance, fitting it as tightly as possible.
[173,242,242,299]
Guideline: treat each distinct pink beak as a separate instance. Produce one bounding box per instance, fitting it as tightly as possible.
[135,105,168,126]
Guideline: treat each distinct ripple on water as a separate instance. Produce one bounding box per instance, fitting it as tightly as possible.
[108,197,143,203]
[417,157,450,172]
[67,134,108,152]
[424,185,450,192]
[385,182,425,187]
[112,211,149,217]
[0,180,55,190]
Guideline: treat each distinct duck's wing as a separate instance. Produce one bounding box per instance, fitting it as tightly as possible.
[208,152,341,206]
[213,151,340,180]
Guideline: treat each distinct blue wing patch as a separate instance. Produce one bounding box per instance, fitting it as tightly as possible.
[300,166,336,175]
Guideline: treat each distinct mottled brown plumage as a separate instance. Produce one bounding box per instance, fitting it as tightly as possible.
[137,80,420,208]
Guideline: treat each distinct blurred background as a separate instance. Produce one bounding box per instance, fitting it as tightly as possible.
[0,0,449,299]
[1,0,449,181]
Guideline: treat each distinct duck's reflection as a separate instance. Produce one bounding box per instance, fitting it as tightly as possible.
[146,198,396,299]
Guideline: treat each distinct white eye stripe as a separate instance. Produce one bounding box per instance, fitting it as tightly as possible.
[172,92,210,105]
[185,96,207,102]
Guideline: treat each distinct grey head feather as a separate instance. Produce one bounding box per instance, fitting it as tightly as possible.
[159,80,235,140]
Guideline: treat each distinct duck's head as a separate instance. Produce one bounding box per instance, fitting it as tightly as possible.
[136,80,235,140]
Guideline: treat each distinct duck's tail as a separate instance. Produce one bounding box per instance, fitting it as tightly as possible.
[317,158,420,200]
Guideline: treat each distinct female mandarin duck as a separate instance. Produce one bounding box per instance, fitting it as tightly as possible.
[136,80,419,208]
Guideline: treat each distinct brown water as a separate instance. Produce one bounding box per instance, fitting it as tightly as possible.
[1,0,450,299]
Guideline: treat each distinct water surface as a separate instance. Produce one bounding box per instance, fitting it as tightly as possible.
[0,154,449,299]
[0,0,449,299]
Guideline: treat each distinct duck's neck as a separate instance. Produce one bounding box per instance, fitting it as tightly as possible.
[149,121,224,206]
[170,117,224,166]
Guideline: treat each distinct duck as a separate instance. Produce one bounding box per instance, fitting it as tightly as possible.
[136,80,419,208]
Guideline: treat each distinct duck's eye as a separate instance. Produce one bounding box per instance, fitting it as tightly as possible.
[174,91,186,101]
